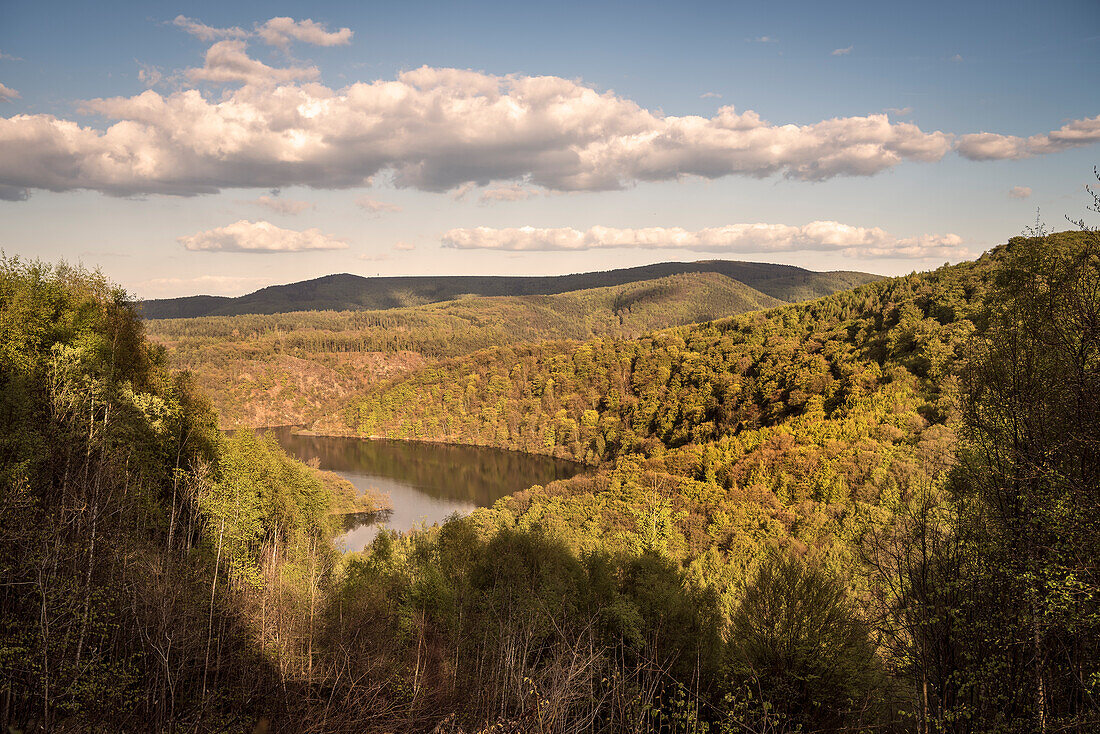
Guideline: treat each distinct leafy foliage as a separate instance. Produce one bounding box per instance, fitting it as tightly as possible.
[0,258,356,730]
[4,227,1098,732]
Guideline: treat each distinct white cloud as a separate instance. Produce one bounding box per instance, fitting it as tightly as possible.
[700,91,723,99]
[356,195,402,214]
[956,115,1100,160]
[442,221,968,260]
[950,54,964,62]
[831,46,853,56]
[257,17,353,48]
[137,64,165,88]
[0,62,956,199]
[749,36,777,43]
[186,40,319,86]
[178,219,347,252]
[0,50,22,61]
[392,241,415,251]
[479,184,539,203]
[172,15,350,48]
[245,194,314,214]
[1008,186,1032,199]
[0,83,19,102]
[172,15,249,42]
[885,107,913,117]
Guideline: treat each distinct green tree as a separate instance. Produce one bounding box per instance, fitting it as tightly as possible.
[950,224,1100,732]
[723,553,887,733]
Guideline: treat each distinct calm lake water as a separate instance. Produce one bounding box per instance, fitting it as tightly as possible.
[268,429,584,552]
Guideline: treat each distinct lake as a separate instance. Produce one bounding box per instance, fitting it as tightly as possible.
[268,429,585,552]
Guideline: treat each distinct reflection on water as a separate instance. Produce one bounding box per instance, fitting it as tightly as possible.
[268,428,584,552]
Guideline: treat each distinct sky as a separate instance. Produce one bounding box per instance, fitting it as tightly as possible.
[1,0,1098,299]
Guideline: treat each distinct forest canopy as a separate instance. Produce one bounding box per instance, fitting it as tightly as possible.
[1,228,1097,732]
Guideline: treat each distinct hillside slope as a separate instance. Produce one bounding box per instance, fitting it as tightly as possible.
[332,230,1099,730]
[141,259,880,318]
[0,260,377,729]
[148,271,784,426]
[345,244,995,466]
[5,231,1095,732]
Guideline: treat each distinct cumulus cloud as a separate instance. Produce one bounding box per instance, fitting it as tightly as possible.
[178,219,347,252]
[245,195,314,214]
[257,17,353,48]
[393,241,416,251]
[1008,186,1032,199]
[0,83,20,102]
[0,62,958,198]
[479,184,539,203]
[442,221,968,259]
[172,15,350,48]
[700,91,723,99]
[831,46,853,56]
[885,107,912,117]
[956,115,1100,160]
[356,195,402,214]
[186,40,319,86]
[172,15,249,41]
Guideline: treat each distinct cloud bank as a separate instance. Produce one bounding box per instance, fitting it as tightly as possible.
[178,220,347,252]
[956,115,1100,160]
[0,56,956,199]
[442,221,968,259]
[0,20,1095,202]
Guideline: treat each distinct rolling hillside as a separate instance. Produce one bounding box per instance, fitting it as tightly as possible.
[147,271,786,426]
[5,231,1097,732]
[140,259,881,318]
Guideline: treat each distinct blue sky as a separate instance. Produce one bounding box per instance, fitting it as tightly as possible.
[1,0,1097,298]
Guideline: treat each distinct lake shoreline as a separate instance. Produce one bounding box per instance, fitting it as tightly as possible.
[287,425,597,469]
[269,429,588,551]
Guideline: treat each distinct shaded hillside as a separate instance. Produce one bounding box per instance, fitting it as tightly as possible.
[0,259,375,729]
[147,271,784,427]
[141,259,880,318]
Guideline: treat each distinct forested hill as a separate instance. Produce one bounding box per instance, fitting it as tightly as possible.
[140,259,881,318]
[3,230,1097,732]
[146,271,787,427]
[337,230,1099,729]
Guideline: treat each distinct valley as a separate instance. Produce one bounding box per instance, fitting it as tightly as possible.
[145,265,874,429]
[5,6,1097,731]
[3,231,1097,732]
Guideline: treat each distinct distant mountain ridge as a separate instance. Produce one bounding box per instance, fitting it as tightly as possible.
[140,260,883,319]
